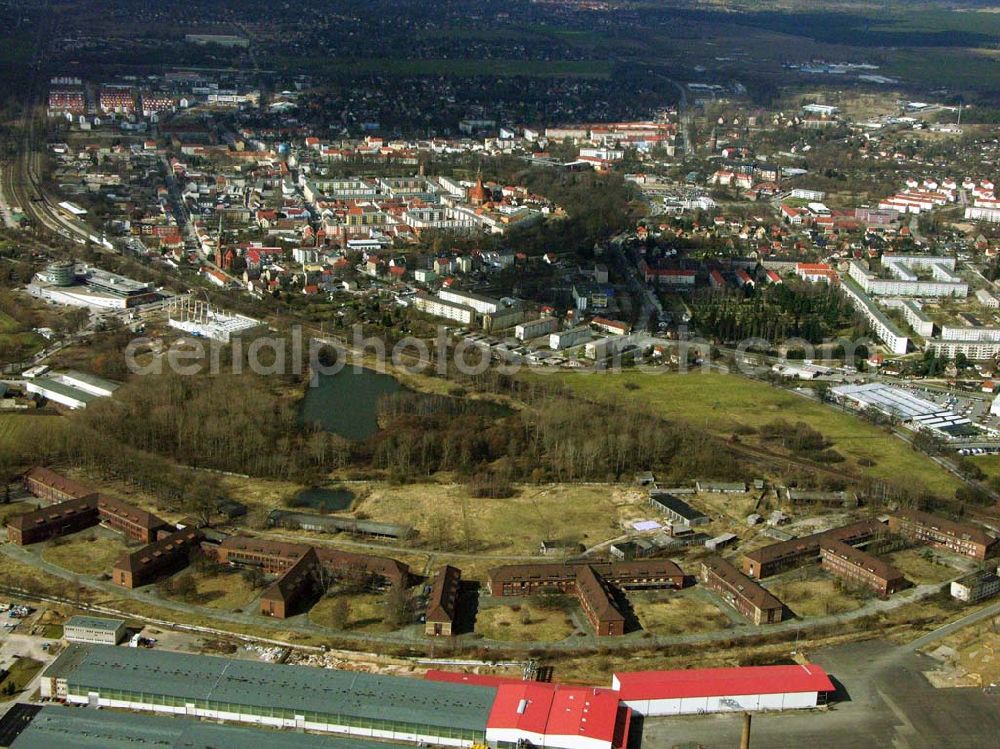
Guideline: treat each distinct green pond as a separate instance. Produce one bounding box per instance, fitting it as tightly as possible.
[292,487,355,511]
[299,368,403,441]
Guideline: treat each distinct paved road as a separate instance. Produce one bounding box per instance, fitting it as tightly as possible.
[907,596,1000,651]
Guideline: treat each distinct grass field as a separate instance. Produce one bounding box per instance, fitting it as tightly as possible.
[309,593,394,633]
[476,601,576,642]
[0,414,69,457]
[631,592,732,636]
[767,577,865,618]
[0,312,44,360]
[550,371,960,495]
[885,548,963,585]
[41,534,130,576]
[0,657,43,699]
[969,455,1000,481]
[355,482,635,555]
[162,570,257,611]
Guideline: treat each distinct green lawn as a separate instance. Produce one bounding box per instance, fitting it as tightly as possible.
[550,371,960,495]
[0,657,43,699]
[41,534,131,576]
[970,455,1000,481]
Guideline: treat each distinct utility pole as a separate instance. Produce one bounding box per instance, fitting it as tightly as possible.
[740,712,752,749]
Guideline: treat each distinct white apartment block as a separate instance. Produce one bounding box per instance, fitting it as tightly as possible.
[938,325,1000,343]
[515,316,559,341]
[841,279,909,355]
[977,289,1000,308]
[925,339,1000,360]
[413,293,474,324]
[848,259,968,298]
[882,299,934,337]
[437,288,500,315]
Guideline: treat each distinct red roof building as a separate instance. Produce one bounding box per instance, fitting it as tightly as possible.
[612,664,834,716]
[486,682,630,749]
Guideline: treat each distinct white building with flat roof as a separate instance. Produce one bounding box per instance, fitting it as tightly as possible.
[63,616,127,645]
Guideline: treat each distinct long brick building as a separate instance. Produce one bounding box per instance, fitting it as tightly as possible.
[819,540,908,597]
[742,519,885,578]
[8,473,169,547]
[888,509,996,561]
[215,536,410,619]
[487,559,686,597]
[260,548,322,618]
[575,565,626,637]
[22,466,93,503]
[112,528,203,588]
[701,556,784,625]
[487,559,684,637]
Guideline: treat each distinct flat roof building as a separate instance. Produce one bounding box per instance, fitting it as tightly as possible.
[40,644,496,747]
[62,616,126,645]
[612,664,834,716]
[7,707,413,749]
[951,567,1000,603]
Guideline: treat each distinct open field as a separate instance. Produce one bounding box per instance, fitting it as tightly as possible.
[969,454,1000,480]
[766,576,866,618]
[885,548,965,585]
[550,371,961,495]
[0,657,43,699]
[40,533,130,576]
[0,413,69,455]
[0,312,44,358]
[355,482,637,555]
[631,591,732,636]
[160,569,258,611]
[309,593,394,634]
[476,601,576,642]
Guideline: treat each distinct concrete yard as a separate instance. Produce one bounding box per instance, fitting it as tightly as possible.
[639,639,1000,749]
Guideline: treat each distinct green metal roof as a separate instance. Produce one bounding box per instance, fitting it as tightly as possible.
[63,616,125,632]
[10,706,411,749]
[45,645,494,734]
[27,377,97,404]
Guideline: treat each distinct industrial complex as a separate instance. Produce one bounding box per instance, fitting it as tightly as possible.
[21,644,837,749]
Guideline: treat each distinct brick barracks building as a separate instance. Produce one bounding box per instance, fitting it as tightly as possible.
[888,509,997,561]
[425,565,462,637]
[820,540,908,597]
[487,560,685,637]
[215,536,410,619]
[742,519,885,578]
[9,467,196,590]
[22,466,92,504]
[112,528,203,588]
[700,556,784,625]
[10,470,169,547]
